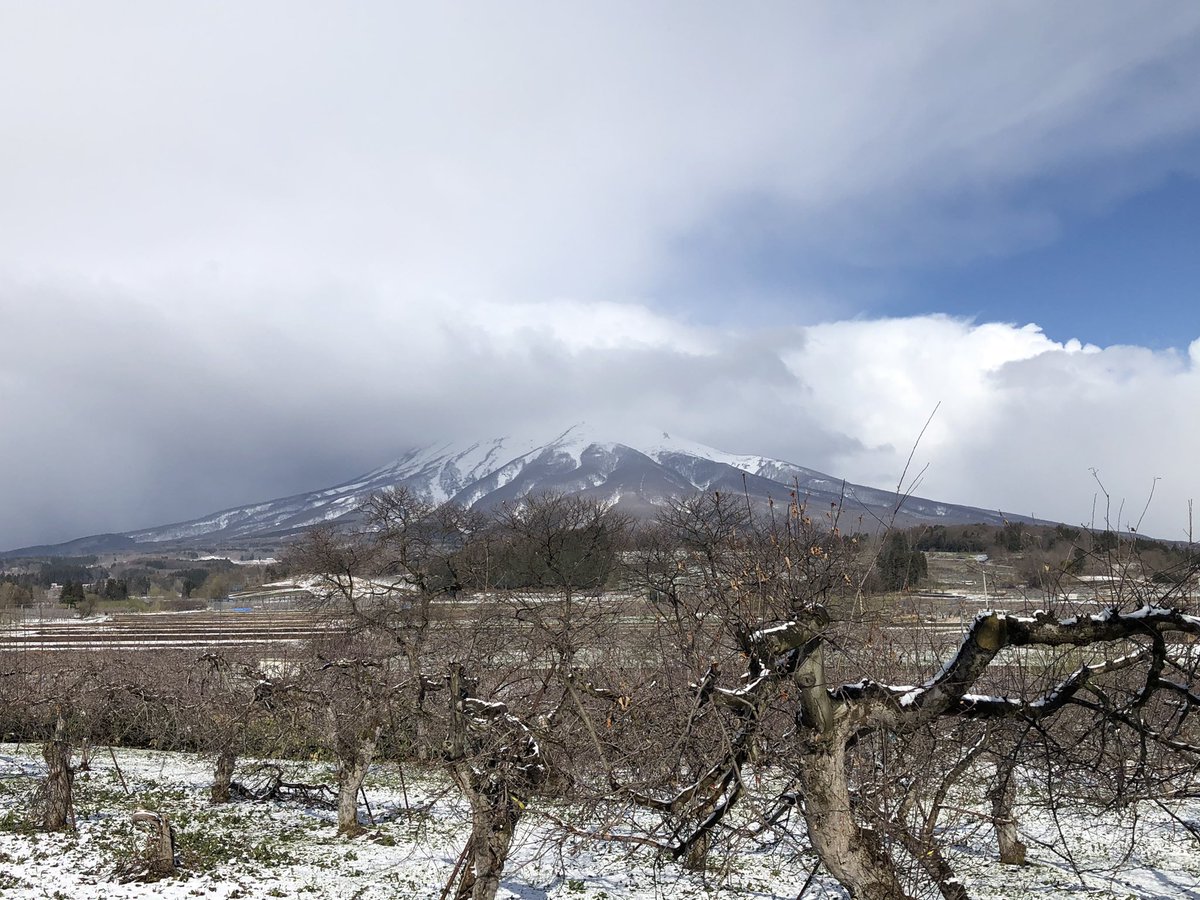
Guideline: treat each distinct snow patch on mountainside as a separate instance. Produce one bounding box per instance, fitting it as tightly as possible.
[103,422,1030,548]
[646,432,771,474]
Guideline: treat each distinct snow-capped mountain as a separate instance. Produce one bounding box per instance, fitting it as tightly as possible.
[8,424,1031,554]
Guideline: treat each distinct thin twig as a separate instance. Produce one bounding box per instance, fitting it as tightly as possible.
[360,784,376,826]
[796,858,821,898]
[108,745,130,797]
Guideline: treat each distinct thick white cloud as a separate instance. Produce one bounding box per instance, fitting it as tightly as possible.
[3,282,1197,547]
[780,318,1200,540]
[2,4,1200,547]
[2,3,1199,298]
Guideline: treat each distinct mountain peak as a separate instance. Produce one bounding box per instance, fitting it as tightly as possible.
[7,427,1033,555]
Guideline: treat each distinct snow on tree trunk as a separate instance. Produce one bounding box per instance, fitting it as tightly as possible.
[211,748,236,804]
[131,810,177,876]
[989,760,1026,866]
[451,764,523,900]
[41,718,75,833]
[443,666,543,900]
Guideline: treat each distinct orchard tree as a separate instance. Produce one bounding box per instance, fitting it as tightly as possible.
[594,498,1200,899]
[278,487,1200,900]
[189,651,270,804]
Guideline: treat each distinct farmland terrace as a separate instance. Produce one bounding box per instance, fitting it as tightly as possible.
[0,610,342,653]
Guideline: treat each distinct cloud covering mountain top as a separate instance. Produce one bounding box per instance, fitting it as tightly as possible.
[8,422,1016,553]
[2,4,1199,547]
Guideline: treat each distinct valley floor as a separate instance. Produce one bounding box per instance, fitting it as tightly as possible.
[1,745,1198,899]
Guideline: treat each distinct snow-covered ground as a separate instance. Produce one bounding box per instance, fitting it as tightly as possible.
[1,744,1197,899]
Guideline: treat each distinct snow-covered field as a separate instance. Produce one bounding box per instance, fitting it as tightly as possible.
[1,744,1198,899]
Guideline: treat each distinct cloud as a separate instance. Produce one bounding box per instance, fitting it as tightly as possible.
[779,318,1200,540]
[2,278,1197,547]
[2,4,1200,301]
[3,5,1200,547]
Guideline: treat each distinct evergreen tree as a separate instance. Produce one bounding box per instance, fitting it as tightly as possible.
[60,580,86,608]
[877,532,927,591]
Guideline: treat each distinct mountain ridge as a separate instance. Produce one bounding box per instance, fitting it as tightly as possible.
[3,424,1037,556]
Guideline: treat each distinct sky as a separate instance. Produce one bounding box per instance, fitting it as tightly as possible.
[3,2,1200,549]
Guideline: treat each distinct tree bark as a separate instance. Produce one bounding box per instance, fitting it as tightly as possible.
[893,825,969,900]
[792,638,912,900]
[450,764,522,900]
[989,760,1026,865]
[211,748,236,804]
[797,739,911,900]
[683,830,709,873]
[41,718,75,833]
[336,727,379,836]
[444,666,539,900]
[131,810,177,876]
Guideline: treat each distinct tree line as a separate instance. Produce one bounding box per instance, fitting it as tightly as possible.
[0,555,276,611]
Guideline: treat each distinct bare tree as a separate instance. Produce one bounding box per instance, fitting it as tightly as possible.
[320,655,390,836]
[436,664,547,900]
[40,713,76,832]
[253,488,1200,898]
[579,496,1200,899]
[190,650,270,804]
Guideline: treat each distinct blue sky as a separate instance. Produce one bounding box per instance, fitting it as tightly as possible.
[906,171,1200,349]
[661,153,1200,352]
[2,3,1200,547]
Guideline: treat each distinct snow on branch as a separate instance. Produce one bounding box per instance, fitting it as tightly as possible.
[835,604,1200,728]
[448,672,546,784]
[952,650,1149,718]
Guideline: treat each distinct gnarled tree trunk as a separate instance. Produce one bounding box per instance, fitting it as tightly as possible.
[77,738,91,772]
[795,643,911,900]
[444,665,544,900]
[336,725,380,835]
[450,765,524,900]
[41,717,75,832]
[131,810,177,876]
[798,738,911,900]
[683,831,709,873]
[989,759,1026,865]
[211,748,236,804]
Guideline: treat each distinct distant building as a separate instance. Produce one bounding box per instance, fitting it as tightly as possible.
[217,580,317,610]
